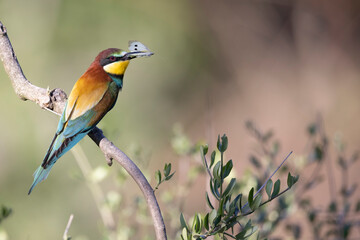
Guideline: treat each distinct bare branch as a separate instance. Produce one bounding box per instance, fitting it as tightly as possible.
[71,146,116,233]
[63,214,74,240]
[0,21,167,240]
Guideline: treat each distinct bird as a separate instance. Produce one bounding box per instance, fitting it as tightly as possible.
[28,42,153,194]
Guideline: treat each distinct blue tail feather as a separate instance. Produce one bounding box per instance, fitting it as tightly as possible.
[28,131,89,194]
[28,165,53,195]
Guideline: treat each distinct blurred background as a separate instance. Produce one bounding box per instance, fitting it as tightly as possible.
[1,0,360,239]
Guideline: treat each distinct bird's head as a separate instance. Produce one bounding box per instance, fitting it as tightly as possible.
[98,42,153,76]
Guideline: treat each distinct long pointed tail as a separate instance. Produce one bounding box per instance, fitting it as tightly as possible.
[28,165,53,195]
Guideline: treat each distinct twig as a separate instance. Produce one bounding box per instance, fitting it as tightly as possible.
[71,145,116,239]
[202,152,213,179]
[63,214,74,240]
[241,187,292,216]
[253,151,292,199]
[0,21,167,240]
[317,114,337,202]
[241,151,293,210]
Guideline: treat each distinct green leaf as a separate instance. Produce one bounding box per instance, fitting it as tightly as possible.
[328,201,337,212]
[1,206,12,218]
[343,223,352,238]
[225,198,230,213]
[164,163,171,177]
[210,180,220,199]
[165,172,175,181]
[294,175,299,184]
[202,144,208,155]
[212,225,226,235]
[213,179,221,198]
[208,209,217,226]
[155,170,162,184]
[181,227,188,240]
[221,134,228,152]
[193,214,201,233]
[206,192,214,209]
[213,161,221,180]
[0,206,12,224]
[307,123,317,136]
[180,213,189,232]
[250,195,262,211]
[271,179,280,199]
[249,155,262,169]
[204,213,209,231]
[222,160,233,179]
[230,194,242,215]
[287,173,299,188]
[248,187,254,206]
[200,146,208,168]
[314,145,323,161]
[210,151,216,168]
[265,179,273,199]
[308,211,316,223]
[238,193,243,212]
[236,220,257,239]
[217,197,225,216]
[287,173,293,188]
[217,134,228,152]
[223,178,236,197]
[213,215,221,226]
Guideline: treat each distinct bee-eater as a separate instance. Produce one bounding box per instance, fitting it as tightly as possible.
[28,42,153,194]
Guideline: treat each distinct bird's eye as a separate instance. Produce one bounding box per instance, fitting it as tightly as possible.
[109,56,116,61]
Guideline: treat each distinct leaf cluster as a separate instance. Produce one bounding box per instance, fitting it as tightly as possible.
[180,134,298,240]
[245,119,360,240]
[154,163,176,191]
[288,120,360,240]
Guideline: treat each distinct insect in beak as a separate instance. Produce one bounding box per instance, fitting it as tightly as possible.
[125,41,154,59]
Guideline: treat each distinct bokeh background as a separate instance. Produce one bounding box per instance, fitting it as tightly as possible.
[1,0,360,239]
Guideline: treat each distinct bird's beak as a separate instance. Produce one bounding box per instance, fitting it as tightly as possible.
[125,50,154,60]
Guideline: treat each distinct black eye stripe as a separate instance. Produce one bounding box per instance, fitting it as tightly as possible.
[100,56,124,66]
[109,56,122,61]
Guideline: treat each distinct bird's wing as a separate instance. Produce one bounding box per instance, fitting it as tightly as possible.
[65,76,110,121]
[41,77,113,168]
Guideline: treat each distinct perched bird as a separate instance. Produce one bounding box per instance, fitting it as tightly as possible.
[28,41,153,194]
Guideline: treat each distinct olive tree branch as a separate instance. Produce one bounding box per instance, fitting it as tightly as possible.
[0,21,167,240]
[63,214,74,240]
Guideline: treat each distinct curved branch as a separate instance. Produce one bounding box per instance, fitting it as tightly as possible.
[0,21,167,240]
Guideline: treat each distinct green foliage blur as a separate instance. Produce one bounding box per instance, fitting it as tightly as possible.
[179,134,298,240]
[174,122,360,240]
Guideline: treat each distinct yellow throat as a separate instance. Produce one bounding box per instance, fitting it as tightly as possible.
[103,60,130,75]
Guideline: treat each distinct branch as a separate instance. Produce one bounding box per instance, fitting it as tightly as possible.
[63,214,74,240]
[71,146,116,236]
[0,21,167,240]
